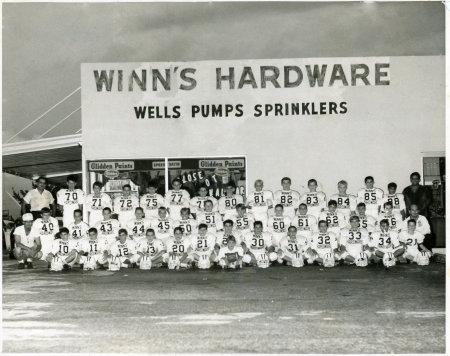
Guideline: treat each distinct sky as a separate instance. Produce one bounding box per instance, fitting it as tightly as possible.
[2,1,445,143]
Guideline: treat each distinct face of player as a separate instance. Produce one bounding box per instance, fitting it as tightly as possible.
[281,179,291,191]
[365,179,374,189]
[24,220,33,229]
[67,180,76,190]
[102,210,111,220]
[147,186,157,195]
[254,181,263,191]
[357,205,366,216]
[379,222,389,232]
[174,229,183,240]
[204,202,213,212]
[254,224,263,235]
[36,179,46,191]
[288,228,297,239]
[146,231,155,241]
[224,223,233,234]
[135,209,144,220]
[199,187,208,197]
[227,239,236,249]
[93,185,102,195]
[88,231,98,241]
[237,207,245,217]
[409,205,419,218]
[328,205,337,213]
[308,181,317,192]
[274,206,284,217]
[407,221,416,233]
[180,210,190,220]
[199,227,207,237]
[337,183,347,195]
[73,211,83,223]
[410,175,420,186]
[41,212,51,222]
[384,205,393,215]
[226,186,235,196]
[350,219,360,229]
[318,223,328,233]
[298,205,307,215]
[388,187,396,194]
[122,187,131,197]
[172,181,182,191]
[158,209,167,219]
[60,231,69,241]
[118,231,128,243]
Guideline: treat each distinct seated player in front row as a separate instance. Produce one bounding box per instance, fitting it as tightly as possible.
[369,219,404,268]
[215,219,242,255]
[136,228,166,269]
[306,220,339,267]
[77,227,110,270]
[163,227,191,269]
[14,213,43,269]
[277,226,309,267]
[173,207,198,238]
[105,229,139,270]
[242,221,277,268]
[217,235,244,269]
[338,216,371,267]
[188,223,217,269]
[398,219,432,265]
[46,228,78,271]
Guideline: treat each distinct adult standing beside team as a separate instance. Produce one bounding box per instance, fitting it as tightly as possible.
[402,172,432,219]
[22,177,56,220]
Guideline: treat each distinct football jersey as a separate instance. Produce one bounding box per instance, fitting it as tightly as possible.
[300,191,327,219]
[68,221,90,240]
[290,214,318,238]
[113,195,140,224]
[149,217,173,241]
[78,237,109,256]
[218,194,244,219]
[310,231,338,253]
[140,193,165,218]
[136,238,166,256]
[400,216,431,235]
[243,231,273,251]
[109,239,137,257]
[164,189,190,219]
[370,230,400,250]
[173,218,198,237]
[14,225,39,248]
[356,214,377,233]
[31,217,59,238]
[279,235,309,254]
[165,237,191,256]
[197,211,223,232]
[94,219,121,243]
[381,193,406,214]
[246,190,274,217]
[356,188,384,218]
[56,188,85,226]
[273,190,301,218]
[339,227,370,255]
[190,233,216,253]
[190,196,218,214]
[267,216,291,239]
[330,194,357,219]
[85,193,112,226]
[126,218,151,241]
[377,212,403,232]
[51,239,79,256]
[231,213,255,233]
[217,245,244,261]
[398,230,425,252]
[318,210,346,233]
[215,230,243,248]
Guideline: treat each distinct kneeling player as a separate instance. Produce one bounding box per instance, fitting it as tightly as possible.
[13,213,43,269]
[278,226,309,267]
[188,223,217,269]
[369,219,404,268]
[242,221,277,268]
[77,228,109,270]
[217,235,244,269]
[46,228,78,271]
[307,220,339,267]
[163,227,191,269]
[136,228,166,269]
[398,219,432,265]
[338,216,370,266]
[106,229,139,270]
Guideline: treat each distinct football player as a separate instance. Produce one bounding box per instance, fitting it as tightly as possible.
[56,175,85,228]
[318,200,346,236]
[113,184,140,227]
[330,180,357,220]
[136,228,166,268]
[197,200,224,232]
[46,227,78,271]
[68,209,89,240]
[356,176,384,220]
[267,204,291,248]
[76,228,110,270]
[84,181,112,226]
[173,207,198,238]
[273,177,301,219]
[338,216,370,266]
[31,207,59,261]
[149,207,173,244]
[299,179,327,220]
[381,182,406,220]
[94,207,121,246]
[355,203,377,233]
[163,227,191,269]
[189,185,218,218]
[188,223,217,268]
[246,179,273,228]
[278,226,309,267]
[140,181,165,219]
[218,184,244,220]
[231,204,255,235]
[400,204,431,235]
[290,203,318,240]
[13,213,42,269]
[217,235,244,269]
[126,207,151,242]
[398,219,432,264]
[106,229,139,269]
[377,201,402,233]
[242,221,276,267]
[215,219,243,252]
[164,179,190,221]
[369,219,404,267]
[307,220,339,267]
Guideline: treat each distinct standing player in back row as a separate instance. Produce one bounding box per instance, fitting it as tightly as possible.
[356,176,384,220]
[300,179,327,220]
[380,182,406,220]
[140,181,165,219]
[190,185,218,218]
[218,184,244,220]
[165,178,190,220]
[85,181,112,226]
[246,179,273,228]
[113,184,140,227]
[273,177,301,219]
[330,180,357,221]
[57,175,85,228]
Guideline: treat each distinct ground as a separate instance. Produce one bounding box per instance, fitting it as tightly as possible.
[2,258,445,354]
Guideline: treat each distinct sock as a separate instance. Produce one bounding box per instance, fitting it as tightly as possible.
[18,260,24,263]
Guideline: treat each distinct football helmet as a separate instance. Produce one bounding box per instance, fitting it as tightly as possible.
[168,255,180,270]
[256,254,270,268]
[198,254,211,269]
[383,252,396,267]
[84,256,97,271]
[415,251,430,266]
[50,256,64,272]
[323,253,335,268]
[355,252,368,267]
[108,256,121,271]
[140,255,152,270]
[291,253,304,268]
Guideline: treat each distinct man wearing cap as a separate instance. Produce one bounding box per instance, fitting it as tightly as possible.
[22,177,56,220]
[13,213,42,269]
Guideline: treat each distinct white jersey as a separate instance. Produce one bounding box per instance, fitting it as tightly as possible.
[56,188,85,226]
[339,227,370,255]
[164,189,190,220]
[273,190,301,218]
[401,215,431,235]
[218,194,244,219]
[381,193,406,214]
[215,230,242,248]
[78,237,110,256]
[231,213,255,233]
[149,217,173,241]
[126,218,152,241]
[370,230,400,251]
[330,194,357,219]
[356,215,377,233]
[14,225,39,248]
[267,215,291,246]
[68,221,90,240]
[173,218,198,237]
[377,212,403,232]
[246,190,274,218]
[217,245,244,261]
[94,219,121,244]
[398,230,425,253]
[136,238,166,256]
[197,211,223,232]
[189,233,216,253]
[300,191,327,219]
[290,214,318,239]
[279,235,309,254]
[165,237,191,256]
[109,239,137,257]
[31,217,59,238]
[140,193,165,218]
[310,231,338,254]
[356,188,384,218]
[243,231,273,251]
[84,193,112,226]
[190,196,218,214]
[51,239,79,256]
[319,210,347,235]
[113,195,140,225]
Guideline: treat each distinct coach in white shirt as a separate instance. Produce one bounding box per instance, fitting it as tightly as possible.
[401,204,432,249]
[22,177,56,220]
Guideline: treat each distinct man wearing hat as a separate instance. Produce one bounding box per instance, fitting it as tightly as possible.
[13,213,42,269]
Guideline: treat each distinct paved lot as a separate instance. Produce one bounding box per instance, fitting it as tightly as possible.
[2,258,445,354]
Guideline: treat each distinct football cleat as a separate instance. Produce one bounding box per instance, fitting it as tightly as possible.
[26,261,34,269]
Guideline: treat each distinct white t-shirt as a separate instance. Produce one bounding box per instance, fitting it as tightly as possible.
[14,225,39,248]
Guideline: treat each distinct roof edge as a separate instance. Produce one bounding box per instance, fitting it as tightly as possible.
[2,134,82,156]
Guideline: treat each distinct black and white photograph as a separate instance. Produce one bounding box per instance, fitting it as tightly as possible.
[1,1,446,354]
